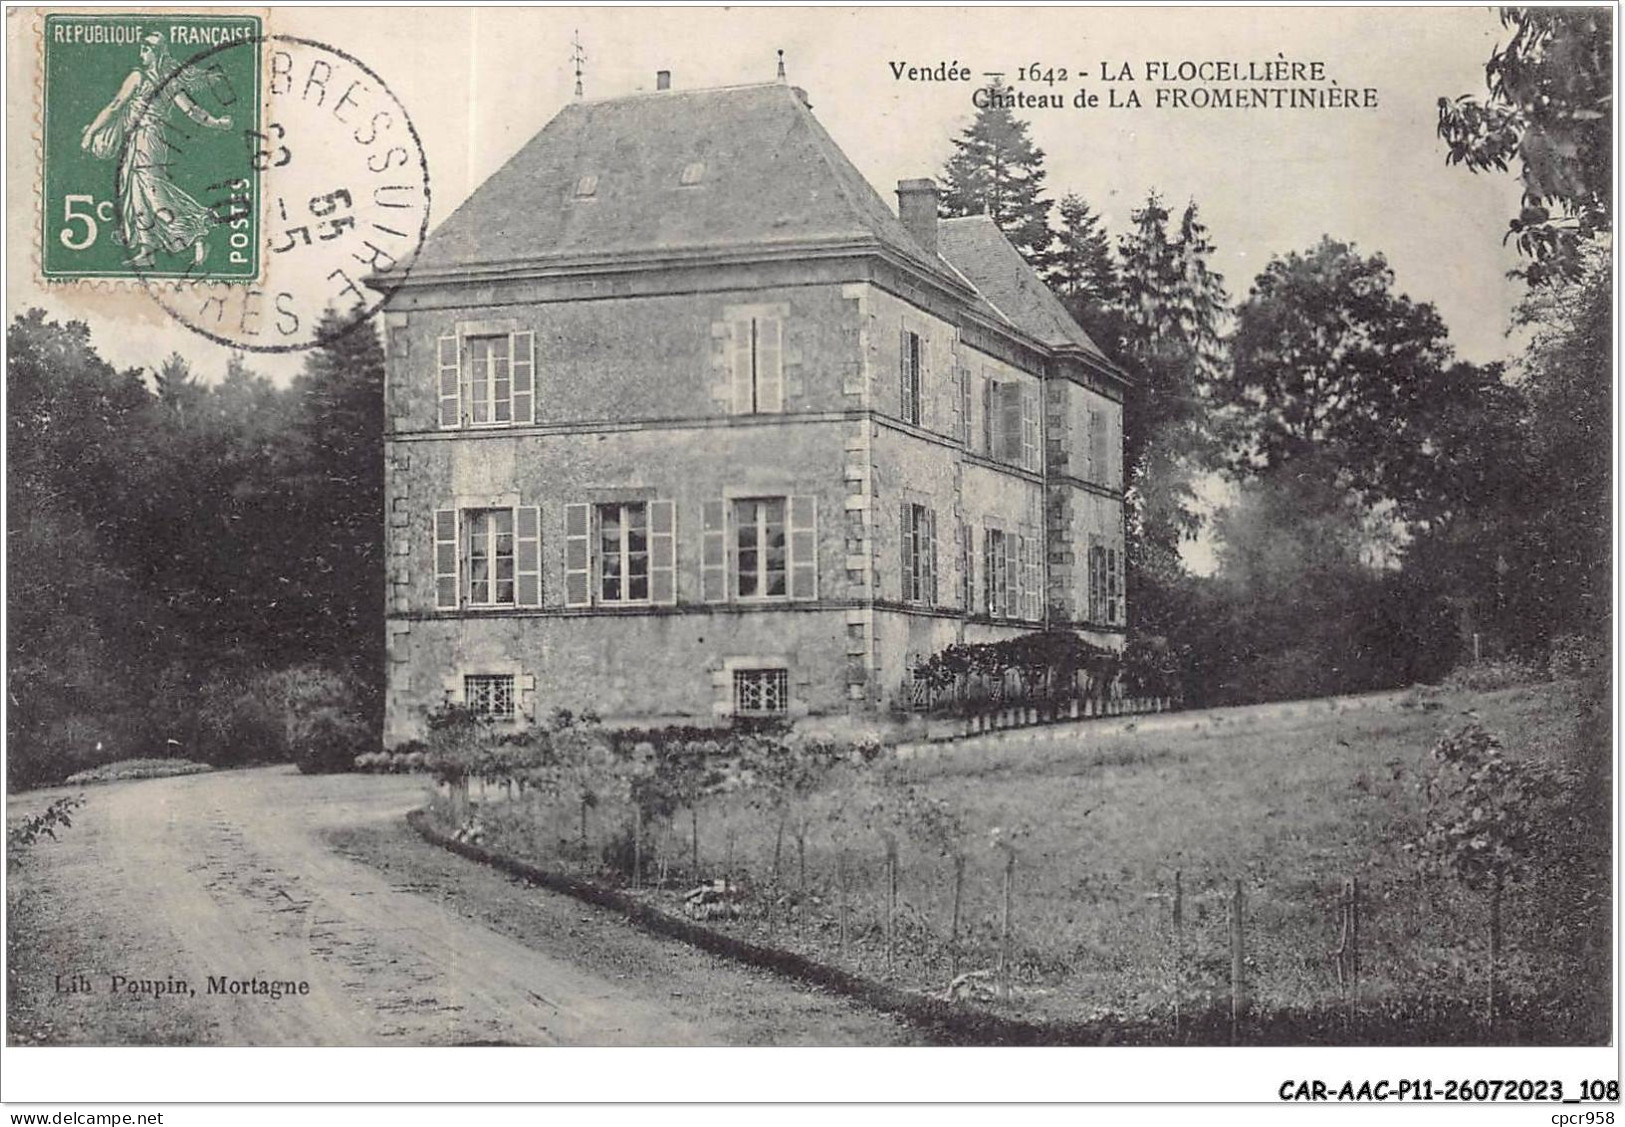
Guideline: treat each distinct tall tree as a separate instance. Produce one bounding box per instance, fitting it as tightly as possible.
[938,79,1055,268]
[1218,237,1466,520]
[1437,7,1612,285]
[282,309,388,719]
[1510,241,1611,640]
[1052,193,1118,303]
[1112,194,1230,584]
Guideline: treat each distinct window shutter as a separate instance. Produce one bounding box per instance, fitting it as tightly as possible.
[649,500,676,605]
[1108,547,1120,624]
[1108,410,1121,490]
[1086,536,1100,622]
[1001,383,1023,467]
[789,495,817,600]
[730,321,754,414]
[564,503,591,607]
[756,318,783,413]
[434,509,459,609]
[1090,409,1106,485]
[1022,385,1040,471]
[982,379,995,456]
[899,327,910,422]
[1005,536,1019,620]
[982,530,994,616]
[925,508,938,606]
[437,335,460,428]
[960,520,973,612]
[1015,534,1026,620]
[701,500,727,602]
[900,504,914,602]
[1026,532,1042,620]
[958,367,972,445]
[515,506,541,606]
[511,330,534,425]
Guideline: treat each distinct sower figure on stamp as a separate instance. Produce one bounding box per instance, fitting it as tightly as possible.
[80,32,232,269]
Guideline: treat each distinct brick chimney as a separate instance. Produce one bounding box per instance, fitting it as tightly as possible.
[896,178,939,256]
[656,70,671,91]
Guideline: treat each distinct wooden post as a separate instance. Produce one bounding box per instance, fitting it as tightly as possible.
[1230,878,1246,1044]
[950,854,966,982]
[838,848,849,962]
[999,850,1016,1000]
[1349,877,1360,1026]
[1172,869,1184,1039]
[886,838,898,978]
[691,807,700,878]
[1488,874,1503,1031]
[632,805,642,890]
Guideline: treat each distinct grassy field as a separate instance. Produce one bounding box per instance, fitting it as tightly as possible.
[452,678,1610,1042]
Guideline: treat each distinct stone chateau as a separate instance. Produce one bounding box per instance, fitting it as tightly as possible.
[379,73,1128,743]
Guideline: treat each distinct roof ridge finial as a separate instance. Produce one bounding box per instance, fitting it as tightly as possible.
[571,30,587,99]
[776,48,786,83]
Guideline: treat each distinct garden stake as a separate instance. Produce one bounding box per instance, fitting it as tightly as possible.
[950,854,966,981]
[632,805,642,891]
[838,848,849,962]
[1230,878,1246,1044]
[1000,849,1015,1000]
[1488,872,1502,1032]
[885,836,898,977]
[1173,868,1184,1039]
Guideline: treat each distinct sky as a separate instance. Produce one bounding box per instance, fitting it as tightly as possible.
[7,4,1541,576]
[9,4,1532,390]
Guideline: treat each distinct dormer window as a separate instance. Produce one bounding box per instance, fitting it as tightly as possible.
[574,173,599,198]
[679,161,706,187]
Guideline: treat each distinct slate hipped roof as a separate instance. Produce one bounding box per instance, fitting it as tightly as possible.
[411,80,1119,376]
[939,216,1113,364]
[412,82,955,284]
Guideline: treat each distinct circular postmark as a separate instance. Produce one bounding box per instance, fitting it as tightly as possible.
[118,33,430,352]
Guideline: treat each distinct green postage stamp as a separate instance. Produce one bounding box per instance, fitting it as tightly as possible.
[41,12,261,280]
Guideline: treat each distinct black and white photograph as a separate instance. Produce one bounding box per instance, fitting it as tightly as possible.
[3,2,1616,1116]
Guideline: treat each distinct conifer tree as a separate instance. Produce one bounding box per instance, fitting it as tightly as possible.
[939,79,1055,269]
[1112,193,1230,583]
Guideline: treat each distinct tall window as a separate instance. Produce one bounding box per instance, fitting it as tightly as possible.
[564,501,674,608]
[466,335,511,425]
[730,317,784,414]
[464,674,515,720]
[466,508,515,606]
[901,503,936,605]
[597,502,649,603]
[1089,543,1121,625]
[701,495,817,603]
[433,507,541,611]
[900,329,922,425]
[983,528,1010,618]
[735,498,788,598]
[438,329,534,428]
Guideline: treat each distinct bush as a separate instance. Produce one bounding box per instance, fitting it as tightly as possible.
[62,758,211,785]
[278,666,372,775]
[1547,633,1605,681]
[196,670,291,766]
[1441,657,1547,694]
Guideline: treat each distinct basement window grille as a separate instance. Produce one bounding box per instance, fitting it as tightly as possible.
[733,668,789,717]
[465,674,516,720]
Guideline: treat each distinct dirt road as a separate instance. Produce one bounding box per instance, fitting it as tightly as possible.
[6,767,914,1046]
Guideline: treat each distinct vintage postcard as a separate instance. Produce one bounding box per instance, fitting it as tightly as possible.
[4,3,1616,1112]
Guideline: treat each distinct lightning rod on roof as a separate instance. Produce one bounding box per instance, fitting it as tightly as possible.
[571,30,587,98]
[777,48,786,82]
